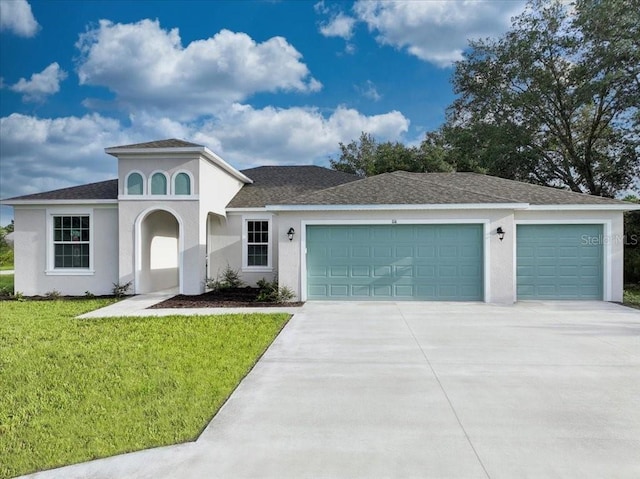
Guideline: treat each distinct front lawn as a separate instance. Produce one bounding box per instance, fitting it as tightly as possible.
[623,285,640,309]
[0,300,289,478]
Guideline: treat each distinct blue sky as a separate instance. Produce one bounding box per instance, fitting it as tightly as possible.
[0,0,526,224]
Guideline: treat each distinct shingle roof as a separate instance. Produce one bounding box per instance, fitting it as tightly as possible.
[3,179,118,201]
[282,171,628,206]
[2,169,630,207]
[107,139,203,149]
[227,166,361,208]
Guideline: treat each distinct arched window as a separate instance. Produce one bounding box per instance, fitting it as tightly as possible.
[151,173,167,195]
[174,172,191,195]
[126,172,144,195]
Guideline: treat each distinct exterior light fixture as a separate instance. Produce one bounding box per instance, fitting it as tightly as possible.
[287,227,295,241]
[497,226,505,241]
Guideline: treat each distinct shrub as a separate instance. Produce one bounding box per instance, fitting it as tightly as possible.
[45,290,61,299]
[112,281,132,298]
[206,264,244,291]
[256,277,295,303]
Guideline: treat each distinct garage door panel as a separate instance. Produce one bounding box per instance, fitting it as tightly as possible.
[330,285,349,296]
[373,266,392,277]
[516,224,603,300]
[351,265,369,277]
[307,224,483,301]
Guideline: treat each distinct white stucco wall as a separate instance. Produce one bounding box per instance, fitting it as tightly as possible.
[115,151,247,295]
[118,156,200,197]
[207,213,278,287]
[118,199,203,295]
[13,205,119,296]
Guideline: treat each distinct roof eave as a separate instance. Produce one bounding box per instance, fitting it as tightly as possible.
[265,203,531,211]
[526,204,640,211]
[2,199,118,206]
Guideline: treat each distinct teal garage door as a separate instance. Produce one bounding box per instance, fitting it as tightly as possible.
[516,224,603,300]
[306,224,483,301]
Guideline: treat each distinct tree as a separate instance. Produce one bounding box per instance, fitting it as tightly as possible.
[330,132,452,176]
[623,195,640,284]
[448,0,640,197]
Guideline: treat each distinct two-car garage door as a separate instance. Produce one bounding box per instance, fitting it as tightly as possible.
[306,224,484,301]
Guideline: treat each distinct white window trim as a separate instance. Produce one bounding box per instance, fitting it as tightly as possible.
[512,219,612,302]
[125,170,146,196]
[242,214,273,272]
[148,170,170,196]
[171,170,195,196]
[45,208,95,275]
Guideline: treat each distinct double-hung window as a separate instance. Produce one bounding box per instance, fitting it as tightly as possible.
[247,220,269,267]
[243,218,272,271]
[53,215,90,269]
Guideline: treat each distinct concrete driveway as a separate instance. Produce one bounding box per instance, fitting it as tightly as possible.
[23,301,640,479]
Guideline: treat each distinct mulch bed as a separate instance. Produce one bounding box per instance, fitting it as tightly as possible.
[149,287,304,309]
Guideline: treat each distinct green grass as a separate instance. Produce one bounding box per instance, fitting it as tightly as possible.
[0,273,13,295]
[0,264,14,271]
[0,300,289,478]
[623,285,640,309]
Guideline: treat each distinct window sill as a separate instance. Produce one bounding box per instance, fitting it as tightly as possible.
[242,267,273,273]
[45,269,95,276]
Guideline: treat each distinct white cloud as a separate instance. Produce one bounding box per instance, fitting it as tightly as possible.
[9,62,67,102]
[356,80,381,102]
[353,0,525,67]
[0,105,409,208]
[198,104,409,167]
[0,0,39,37]
[319,12,356,40]
[75,20,321,119]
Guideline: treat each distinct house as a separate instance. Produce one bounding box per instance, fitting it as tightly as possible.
[2,139,638,303]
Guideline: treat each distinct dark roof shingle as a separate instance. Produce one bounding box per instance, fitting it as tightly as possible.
[107,139,203,149]
[282,171,628,206]
[227,166,360,208]
[3,179,118,201]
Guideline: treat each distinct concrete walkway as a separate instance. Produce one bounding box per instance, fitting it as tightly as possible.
[77,292,303,318]
[0,269,14,275]
[21,301,640,479]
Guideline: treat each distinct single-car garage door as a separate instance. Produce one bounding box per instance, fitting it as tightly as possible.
[516,224,603,300]
[306,224,483,301]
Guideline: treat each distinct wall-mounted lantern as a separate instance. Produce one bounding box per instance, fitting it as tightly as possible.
[496,226,505,241]
[287,227,295,241]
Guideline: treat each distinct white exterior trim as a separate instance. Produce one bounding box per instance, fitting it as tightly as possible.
[170,170,195,196]
[512,219,613,302]
[134,206,185,294]
[119,195,199,201]
[242,213,274,273]
[45,207,95,276]
[268,203,529,212]
[299,219,491,302]
[525,204,640,211]
[226,207,268,213]
[124,170,146,196]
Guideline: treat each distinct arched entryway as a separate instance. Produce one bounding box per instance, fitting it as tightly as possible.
[135,208,182,294]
